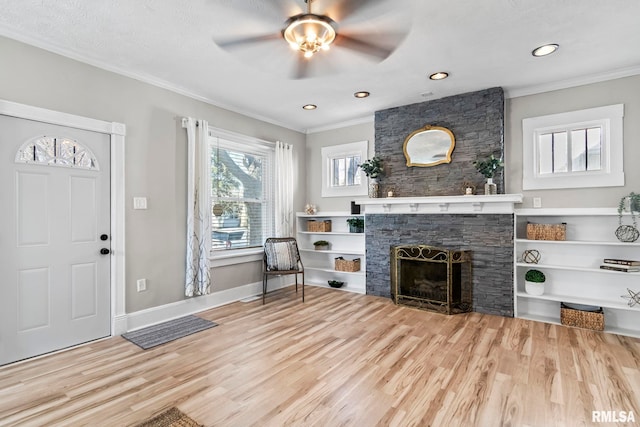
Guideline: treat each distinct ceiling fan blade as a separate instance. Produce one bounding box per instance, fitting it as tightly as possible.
[334,33,394,60]
[215,33,282,49]
[325,0,389,22]
[213,0,301,24]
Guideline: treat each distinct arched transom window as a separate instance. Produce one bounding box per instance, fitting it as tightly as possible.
[15,135,99,170]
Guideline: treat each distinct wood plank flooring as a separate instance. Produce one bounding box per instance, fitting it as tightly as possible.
[1,286,639,426]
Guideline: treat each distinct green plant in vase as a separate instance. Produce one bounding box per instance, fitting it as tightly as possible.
[359,157,384,198]
[473,154,503,195]
[524,269,545,296]
[313,240,330,250]
[346,217,364,233]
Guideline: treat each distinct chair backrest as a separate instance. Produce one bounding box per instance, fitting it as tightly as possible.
[264,237,302,271]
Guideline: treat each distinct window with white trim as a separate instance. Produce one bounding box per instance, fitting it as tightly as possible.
[321,140,368,197]
[522,104,624,190]
[15,135,99,170]
[209,128,274,251]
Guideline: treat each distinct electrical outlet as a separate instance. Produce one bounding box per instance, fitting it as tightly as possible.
[533,197,542,208]
[136,279,147,292]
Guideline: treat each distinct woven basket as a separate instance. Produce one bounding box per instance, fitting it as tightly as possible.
[560,303,604,331]
[307,220,331,232]
[526,222,567,240]
[335,257,361,272]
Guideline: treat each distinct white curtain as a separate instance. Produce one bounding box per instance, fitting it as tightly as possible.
[184,117,211,297]
[274,141,294,237]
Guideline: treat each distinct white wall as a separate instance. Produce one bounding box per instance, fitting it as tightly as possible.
[0,36,306,313]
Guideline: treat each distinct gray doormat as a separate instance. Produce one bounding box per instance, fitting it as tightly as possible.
[122,315,218,350]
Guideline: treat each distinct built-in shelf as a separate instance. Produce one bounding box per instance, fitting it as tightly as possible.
[515,262,640,274]
[296,212,366,294]
[514,208,640,338]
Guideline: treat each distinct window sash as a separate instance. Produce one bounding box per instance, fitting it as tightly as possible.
[209,129,274,252]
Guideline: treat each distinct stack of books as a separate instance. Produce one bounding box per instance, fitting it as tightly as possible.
[600,258,640,272]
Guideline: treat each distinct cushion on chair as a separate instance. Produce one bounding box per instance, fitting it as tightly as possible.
[265,241,298,271]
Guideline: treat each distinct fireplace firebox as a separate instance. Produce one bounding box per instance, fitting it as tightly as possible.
[390,245,472,314]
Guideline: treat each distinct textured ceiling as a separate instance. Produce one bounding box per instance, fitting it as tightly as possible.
[1,0,639,133]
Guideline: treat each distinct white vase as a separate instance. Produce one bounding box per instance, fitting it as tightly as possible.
[484,177,497,195]
[525,280,544,296]
[368,178,379,198]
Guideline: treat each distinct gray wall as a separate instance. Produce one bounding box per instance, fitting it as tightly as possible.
[305,121,375,212]
[506,74,640,208]
[307,75,640,210]
[0,36,306,313]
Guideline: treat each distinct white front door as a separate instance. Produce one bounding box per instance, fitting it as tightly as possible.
[0,115,111,366]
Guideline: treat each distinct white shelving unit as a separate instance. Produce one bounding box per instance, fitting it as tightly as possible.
[296,211,365,294]
[514,208,640,337]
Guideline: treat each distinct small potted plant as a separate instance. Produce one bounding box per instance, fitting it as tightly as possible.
[524,269,545,296]
[346,217,364,233]
[616,192,640,242]
[473,154,503,195]
[359,156,384,198]
[313,240,330,250]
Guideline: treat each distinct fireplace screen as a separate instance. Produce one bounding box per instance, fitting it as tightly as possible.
[391,245,472,314]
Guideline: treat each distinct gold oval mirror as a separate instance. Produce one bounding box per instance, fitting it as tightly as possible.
[403,125,455,167]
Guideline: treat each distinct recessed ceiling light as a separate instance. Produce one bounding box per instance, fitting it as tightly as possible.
[302,104,317,110]
[354,91,370,98]
[429,72,449,81]
[532,44,559,57]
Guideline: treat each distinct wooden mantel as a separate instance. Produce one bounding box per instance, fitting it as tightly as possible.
[354,194,523,215]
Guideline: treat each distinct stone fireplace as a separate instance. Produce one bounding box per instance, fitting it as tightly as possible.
[390,245,472,314]
[356,195,521,317]
[357,86,519,317]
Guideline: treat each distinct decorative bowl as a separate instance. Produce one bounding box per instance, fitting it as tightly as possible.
[328,280,344,288]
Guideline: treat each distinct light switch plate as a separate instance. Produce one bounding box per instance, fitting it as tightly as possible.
[533,197,542,208]
[133,197,148,210]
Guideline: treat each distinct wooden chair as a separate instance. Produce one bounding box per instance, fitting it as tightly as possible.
[262,237,304,304]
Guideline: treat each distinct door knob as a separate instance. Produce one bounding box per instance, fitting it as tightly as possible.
[100,248,110,255]
[100,234,109,241]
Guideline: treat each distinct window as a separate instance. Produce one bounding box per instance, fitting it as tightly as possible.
[321,140,368,197]
[522,104,624,190]
[15,135,99,170]
[209,128,274,251]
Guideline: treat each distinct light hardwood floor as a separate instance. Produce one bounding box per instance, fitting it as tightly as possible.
[1,286,639,427]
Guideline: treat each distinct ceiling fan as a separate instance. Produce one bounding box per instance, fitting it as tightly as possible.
[213,0,409,79]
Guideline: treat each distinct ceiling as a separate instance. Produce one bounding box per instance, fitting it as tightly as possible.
[1,0,639,133]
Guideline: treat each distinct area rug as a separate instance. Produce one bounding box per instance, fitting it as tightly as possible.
[122,315,217,350]
[135,407,203,427]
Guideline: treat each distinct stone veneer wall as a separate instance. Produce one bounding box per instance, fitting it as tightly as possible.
[374,87,505,196]
[366,213,514,316]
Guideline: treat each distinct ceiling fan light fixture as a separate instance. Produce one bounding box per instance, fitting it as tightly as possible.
[283,0,337,58]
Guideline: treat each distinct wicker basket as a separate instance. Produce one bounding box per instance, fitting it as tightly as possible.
[307,220,331,232]
[526,222,567,240]
[335,257,361,272]
[560,303,604,331]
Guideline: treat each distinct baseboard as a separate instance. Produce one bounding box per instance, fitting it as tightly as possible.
[113,277,294,334]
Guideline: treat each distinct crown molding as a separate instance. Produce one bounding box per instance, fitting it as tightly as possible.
[505,65,640,99]
[305,114,374,134]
